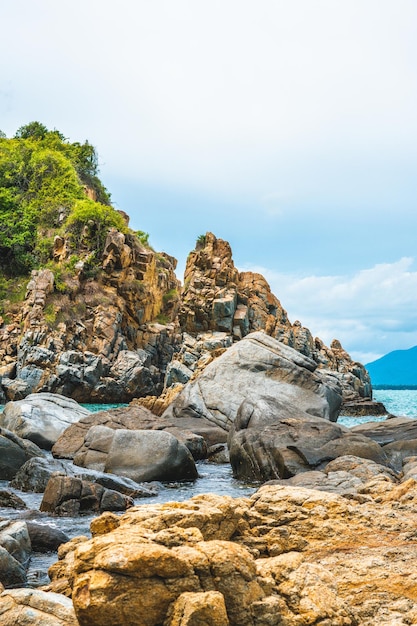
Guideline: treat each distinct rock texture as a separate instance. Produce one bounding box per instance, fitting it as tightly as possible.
[52,404,208,462]
[46,476,417,625]
[0,426,44,480]
[229,397,388,481]
[179,233,372,404]
[0,588,78,626]
[163,332,343,431]
[0,520,31,587]
[0,393,89,449]
[0,230,373,406]
[0,230,181,403]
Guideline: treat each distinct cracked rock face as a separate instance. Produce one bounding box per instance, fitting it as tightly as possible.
[45,473,417,626]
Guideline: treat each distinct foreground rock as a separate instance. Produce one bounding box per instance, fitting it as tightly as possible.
[0,393,89,449]
[0,588,78,625]
[46,477,417,625]
[163,331,343,431]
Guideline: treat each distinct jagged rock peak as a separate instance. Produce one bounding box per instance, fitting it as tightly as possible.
[177,232,371,402]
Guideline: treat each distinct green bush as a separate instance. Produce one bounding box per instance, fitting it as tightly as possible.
[65,199,128,253]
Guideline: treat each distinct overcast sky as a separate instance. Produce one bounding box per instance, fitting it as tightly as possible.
[1,0,417,364]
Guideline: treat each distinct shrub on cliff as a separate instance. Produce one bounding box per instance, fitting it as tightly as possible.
[65,199,128,253]
[0,123,112,275]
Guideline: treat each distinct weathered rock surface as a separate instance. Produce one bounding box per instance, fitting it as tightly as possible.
[0,490,27,510]
[0,393,89,449]
[73,427,197,482]
[53,404,210,462]
[0,230,372,405]
[178,232,371,403]
[0,426,44,480]
[229,397,388,481]
[46,479,417,625]
[351,415,417,445]
[40,474,134,516]
[0,588,78,625]
[163,332,343,432]
[25,522,70,553]
[10,455,157,499]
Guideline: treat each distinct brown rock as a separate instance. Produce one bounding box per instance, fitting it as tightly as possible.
[166,591,230,626]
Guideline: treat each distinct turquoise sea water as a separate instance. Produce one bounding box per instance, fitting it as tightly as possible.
[1,391,417,418]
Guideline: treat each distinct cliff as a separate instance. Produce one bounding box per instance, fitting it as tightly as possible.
[0,231,371,406]
[0,124,371,406]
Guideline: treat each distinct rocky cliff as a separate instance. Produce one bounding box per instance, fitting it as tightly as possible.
[0,228,371,406]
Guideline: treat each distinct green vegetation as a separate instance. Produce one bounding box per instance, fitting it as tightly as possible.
[0,122,150,282]
[163,288,178,303]
[196,234,206,247]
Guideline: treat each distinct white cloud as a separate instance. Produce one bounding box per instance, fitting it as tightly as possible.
[241,258,417,363]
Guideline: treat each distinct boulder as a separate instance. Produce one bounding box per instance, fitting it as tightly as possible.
[52,404,210,461]
[0,588,78,625]
[0,427,43,480]
[0,393,90,449]
[228,396,387,481]
[166,591,230,626]
[0,490,27,510]
[10,456,70,493]
[163,331,343,431]
[25,522,70,552]
[351,416,417,445]
[0,520,31,588]
[73,427,197,482]
[48,485,417,624]
[40,475,134,516]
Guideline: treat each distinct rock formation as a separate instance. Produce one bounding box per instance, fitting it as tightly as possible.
[0,230,372,406]
[43,476,417,625]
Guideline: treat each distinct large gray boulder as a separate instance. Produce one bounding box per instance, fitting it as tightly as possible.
[162,332,343,431]
[228,396,388,481]
[0,393,90,449]
[73,426,198,482]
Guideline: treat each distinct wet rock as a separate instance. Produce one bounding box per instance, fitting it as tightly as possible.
[40,475,133,516]
[10,456,70,493]
[25,522,69,552]
[0,490,27,510]
[0,520,31,588]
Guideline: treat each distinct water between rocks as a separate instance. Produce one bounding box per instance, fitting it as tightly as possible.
[2,388,417,588]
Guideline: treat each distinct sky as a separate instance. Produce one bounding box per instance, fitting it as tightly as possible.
[1,0,417,364]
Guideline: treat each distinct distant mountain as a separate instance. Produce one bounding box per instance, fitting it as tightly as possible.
[366,346,417,386]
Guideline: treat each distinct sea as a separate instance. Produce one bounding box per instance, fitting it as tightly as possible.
[1,388,417,587]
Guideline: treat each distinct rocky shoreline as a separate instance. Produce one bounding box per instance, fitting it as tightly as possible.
[1,331,417,624]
